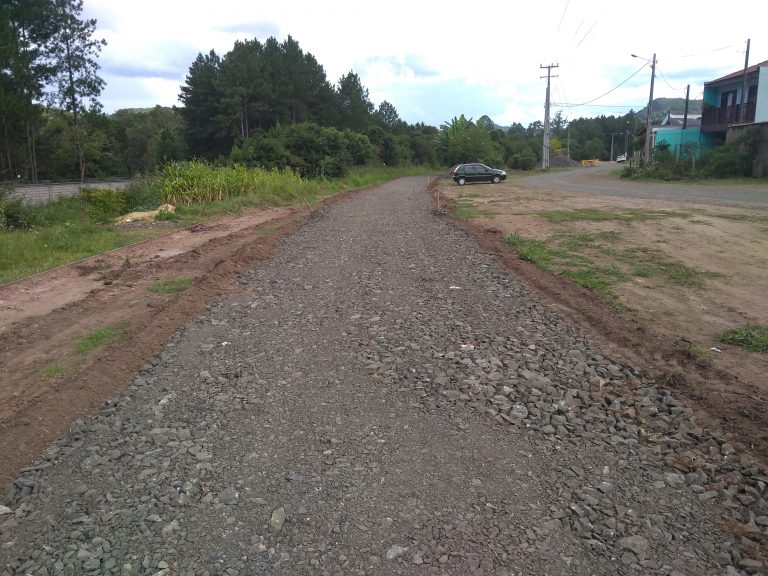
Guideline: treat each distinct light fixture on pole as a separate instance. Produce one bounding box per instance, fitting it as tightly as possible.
[632,53,656,165]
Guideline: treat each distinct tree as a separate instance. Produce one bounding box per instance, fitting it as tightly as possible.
[45,0,105,123]
[437,115,500,167]
[0,0,58,181]
[337,71,373,132]
[179,50,227,159]
[375,101,401,131]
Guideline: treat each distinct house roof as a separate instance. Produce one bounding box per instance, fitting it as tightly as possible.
[705,59,768,85]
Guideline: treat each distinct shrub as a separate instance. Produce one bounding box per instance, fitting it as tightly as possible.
[700,127,759,178]
[0,197,47,230]
[85,188,127,223]
[123,179,163,212]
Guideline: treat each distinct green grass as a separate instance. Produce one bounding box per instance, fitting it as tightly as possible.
[148,277,196,293]
[504,229,716,297]
[504,234,556,267]
[0,222,167,285]
[37,364,70,379]
[450,199,494,218]
[75,321,130,355]
[717,324,768,352]
[1,165,428,285]
[533,208,689,224]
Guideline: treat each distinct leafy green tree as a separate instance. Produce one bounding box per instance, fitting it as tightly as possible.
[438,115,500,167]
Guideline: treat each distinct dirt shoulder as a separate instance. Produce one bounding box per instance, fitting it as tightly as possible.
[0,206,304,485]
[431,176,768,465]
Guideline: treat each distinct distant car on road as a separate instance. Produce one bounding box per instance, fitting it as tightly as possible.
[451,163,507,185]
[616,154,627,163]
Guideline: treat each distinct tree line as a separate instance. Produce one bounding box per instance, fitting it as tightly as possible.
[2,1,649,184]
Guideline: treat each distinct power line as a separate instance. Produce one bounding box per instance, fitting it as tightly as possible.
[556,63,648,108]
[576,18,598,48]
[657,68,685,92]
[552,103,646,108]
[557,0,570,31]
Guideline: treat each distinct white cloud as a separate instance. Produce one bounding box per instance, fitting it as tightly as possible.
[84,0,768,126]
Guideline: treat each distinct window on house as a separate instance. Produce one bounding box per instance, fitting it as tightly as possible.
[720,90,737,107]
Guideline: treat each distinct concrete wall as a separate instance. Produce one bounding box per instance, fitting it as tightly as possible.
[757,67,768,123]
[5,180,133,205]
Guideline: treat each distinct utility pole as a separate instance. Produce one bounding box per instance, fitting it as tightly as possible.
[681,84,690,160]
[541,63,559,170]
[646,54,656,165]
[740,39,751,123]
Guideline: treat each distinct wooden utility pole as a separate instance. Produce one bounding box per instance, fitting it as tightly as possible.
[540,63,559,170]
[740,39,751,123]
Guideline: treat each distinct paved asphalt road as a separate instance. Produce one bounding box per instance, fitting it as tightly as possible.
[518,163,768,208]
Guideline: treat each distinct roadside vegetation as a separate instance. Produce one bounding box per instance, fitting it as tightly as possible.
[622,128,768,181]
[717,324,768,353]
[148,278,196,293]
[0,164,431,285]
[75,321,130,355]
[493,208,719,304]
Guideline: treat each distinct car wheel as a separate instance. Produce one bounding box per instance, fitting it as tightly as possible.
[457,177,466,186]
[492,175,500,184]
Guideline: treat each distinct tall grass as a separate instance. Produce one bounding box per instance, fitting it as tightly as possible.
[161,162,316,206]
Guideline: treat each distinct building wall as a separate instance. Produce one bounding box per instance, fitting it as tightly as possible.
[653,127,705,157]
[757,67,768,123]
[6,181,133,205]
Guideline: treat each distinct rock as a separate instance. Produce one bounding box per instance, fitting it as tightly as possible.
[270,507,286,533]
[618,535,649,558]
[386,545,406,561]
[218,487,239,504]
[0,506,12,516]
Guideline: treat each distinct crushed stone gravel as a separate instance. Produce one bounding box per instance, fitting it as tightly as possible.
[3,177,767,575]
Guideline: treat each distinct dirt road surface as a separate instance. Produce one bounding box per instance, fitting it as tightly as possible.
[521,163,768,207]
[2,178,767,574]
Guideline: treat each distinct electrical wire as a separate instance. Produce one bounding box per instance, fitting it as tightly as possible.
[576,18,598,48]
[557,0,569,31]
[555,62,648,108]
[657,68,685,92]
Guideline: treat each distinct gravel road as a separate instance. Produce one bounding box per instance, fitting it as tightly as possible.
[2,177,766,575]
[520,164,768,207]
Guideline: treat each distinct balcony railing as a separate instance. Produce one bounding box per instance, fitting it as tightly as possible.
[702,102,756,132]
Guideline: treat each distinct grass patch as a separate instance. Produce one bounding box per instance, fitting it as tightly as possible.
[504,234,556,267]
[148,277,196,293]
[717,324,768,352]
[504,227,717,299]
[533,208,688,224]
[561,264,627,294]
[0,222,167,285]
[75,321,130,355]
[37,364,70,379]
[450,199,494,219]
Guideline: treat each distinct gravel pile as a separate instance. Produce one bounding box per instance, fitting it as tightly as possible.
[2,177,766,575]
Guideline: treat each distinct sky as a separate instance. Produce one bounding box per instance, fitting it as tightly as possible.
[83,0,768,128]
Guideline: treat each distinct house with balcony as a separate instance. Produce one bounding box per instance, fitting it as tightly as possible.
[701,59,768,146]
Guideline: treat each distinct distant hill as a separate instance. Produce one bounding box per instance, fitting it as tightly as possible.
[637,98,703,121]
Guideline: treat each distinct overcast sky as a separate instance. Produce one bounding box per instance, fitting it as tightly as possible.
[83,0,768,127]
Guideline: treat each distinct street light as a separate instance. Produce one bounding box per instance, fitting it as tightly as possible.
[632,53,656,165]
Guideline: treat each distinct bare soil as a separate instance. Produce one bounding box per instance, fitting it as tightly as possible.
[0,207,301,485]
[432,178,768,465]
